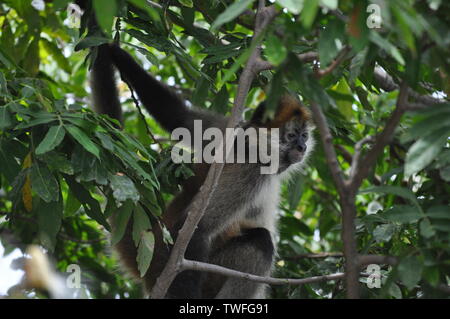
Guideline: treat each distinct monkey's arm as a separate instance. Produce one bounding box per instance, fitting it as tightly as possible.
[107,44,224,133]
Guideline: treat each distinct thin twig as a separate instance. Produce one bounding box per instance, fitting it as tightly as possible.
[122,78,164,149]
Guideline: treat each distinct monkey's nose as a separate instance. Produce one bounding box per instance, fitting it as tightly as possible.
[296,142,307,153]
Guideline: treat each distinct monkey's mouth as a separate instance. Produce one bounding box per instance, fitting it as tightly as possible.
[287,149,305,164]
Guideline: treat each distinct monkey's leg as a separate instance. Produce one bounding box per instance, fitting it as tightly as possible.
[165,223,209,299]
[209,228,275,299]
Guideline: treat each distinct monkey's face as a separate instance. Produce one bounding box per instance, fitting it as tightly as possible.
[278,119,314,171]
[250,96,314,174]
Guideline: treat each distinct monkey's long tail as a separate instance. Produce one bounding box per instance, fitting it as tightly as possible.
[90,44,123,124]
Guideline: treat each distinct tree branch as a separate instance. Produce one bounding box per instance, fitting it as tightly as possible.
[296,52,446,109]
[285,252,344,260]
[309,102,346,196]
[182,259,344,286]
[350,83,409,190]
[373,66,446,108]
[314,46,351,78]
[357,254,398,267]
[309,100,359,298]
[349,136,375,180]
[149,2,278,299]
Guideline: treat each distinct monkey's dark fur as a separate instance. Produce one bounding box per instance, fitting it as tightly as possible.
[91,44,314,298]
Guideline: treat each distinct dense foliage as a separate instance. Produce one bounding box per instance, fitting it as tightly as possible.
[0,0,449,299]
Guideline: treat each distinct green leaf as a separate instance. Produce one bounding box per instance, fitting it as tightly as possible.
[404,126,449,178]
[93,0,118,34]
[35,125,66,155]
[320,0,338,10]
[181,6,195,25]
[400,111,450,143]
[0,105,13,130]
[423,266,440,287]
[132,204,152,247]
[127,0,161,22]
[265,34,287,66]
[383,205,424,224]
[360,186,420,210]
[430,219,450,233]
[369,32,405,65]
[109,174,140,202]
[137,230,155,277]
[211,0,254,31]
[419,218,435,238]
[74,36,110,51]
[191,75,210,106]
[64,176,110,230]
[276,0,304,14]
[0,71,8,95]
[39,151,73,175]
[373,223,395,243]
[348,48,367,85]
[300,0,319,29]
[178,0,193,8]
[136,184,161,217]
[398,256,423,290]
[265,70,285,119]
[318,19,345,67]
[30,161,59,203]
[37,198,63,252]
[219,47,252,87]
[95,131,115,151]
[426,206,450,220]
[111,199,134,246]
[53,0,71,10]
[287,173,304,210]
[114,145,154,184]
[287,57,334,109]
[71,146,108,185]
[161,223,173,245]
[388,283,402,299]
[0,140,21,183]
[14,116,57,130]
[23,36,40,76]
[334,79,353,120]
[211,86,229,114]
[65,188,81,216]
[40,38,71,73]
[66,125,101,159]
[439,166,450,181]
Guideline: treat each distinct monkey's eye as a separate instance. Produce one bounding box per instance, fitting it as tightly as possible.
[302,133,308,139]
[287,133,296,139]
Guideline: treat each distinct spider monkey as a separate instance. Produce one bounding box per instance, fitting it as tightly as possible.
[90,43,314,298]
